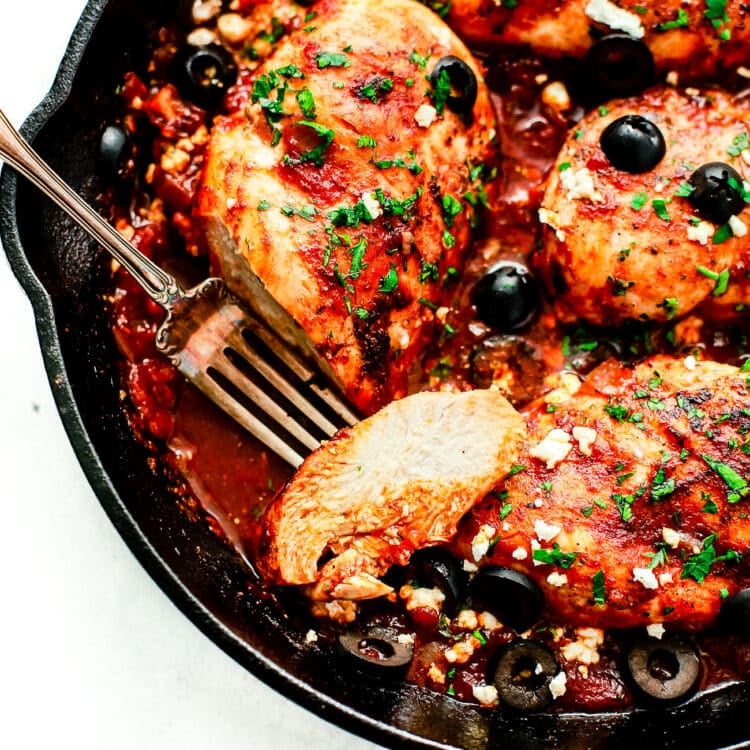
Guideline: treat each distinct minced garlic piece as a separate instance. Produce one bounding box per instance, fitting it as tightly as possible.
[414,103,437,128]
[560,166,604,203]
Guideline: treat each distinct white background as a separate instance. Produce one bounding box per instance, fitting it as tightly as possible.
[0,1,381,748]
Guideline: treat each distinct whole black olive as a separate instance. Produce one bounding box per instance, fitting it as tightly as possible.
[337,625,414,677]
[472,261,540,332]
[408,548,467,615]
[583,34,655,99]
[599,114,666,173]
[626,635,700,702]
[171,44,238,109]
[429,56,478,116]
[97,124,131,182]
[719,587,750,630]
[493,640,561,711]
[469,566,544,632]
[687,161,746,225]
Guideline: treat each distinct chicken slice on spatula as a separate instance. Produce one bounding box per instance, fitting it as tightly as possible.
[257,389,526,621]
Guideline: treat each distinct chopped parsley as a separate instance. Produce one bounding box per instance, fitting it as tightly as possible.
[728,131,749,157]
[681,533,742,583]
[532,543,578,569]
[652,199,671,221]
[631,192,648,211]
[592,570,606,605]
[284,120,334,167]
[378,264,399,293]
[296,88,316,119]
[356,135,377,148]
[442,193,463,228]
[316,51,351,68]
[408,50,430,70]
[429,67,452,116]
[701,454,749,502]
[696,265,730,295]
[656,8,689,30]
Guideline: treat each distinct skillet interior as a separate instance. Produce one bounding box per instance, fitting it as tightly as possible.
[1,0,750,747]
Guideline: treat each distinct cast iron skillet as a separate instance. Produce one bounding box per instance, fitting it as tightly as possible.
[2,1,750,747]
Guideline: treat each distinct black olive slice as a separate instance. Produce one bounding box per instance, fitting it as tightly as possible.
[469,566,544,632]
[493,640,561,711]
[97,124,131,182]
[337,625,414,677]
[472,261,540,333]
[171,43,238,109]
[687,161,745,225]
[719,587,750,629]
[583,33,655,99]
[429,56,478,116]
[409,548,467,616]
[626,635,700,702]
[599,114,666,174]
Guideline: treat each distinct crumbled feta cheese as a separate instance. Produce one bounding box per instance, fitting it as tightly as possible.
[305,629,318,643]
[738,66,750,78]
[512,546,529,560]
[633,567,659,590]
[535,519,562,543]
[662,527,681,548]
[541,81,571,112]
[530,428,572,469]
[471,524,497,562]
[226,197,237,210]
[538,207,566,242]
[462,559,479,573]
[472,684,499,706]
[549,671,568,699]
[186,27,218,47]
[562,627,604,665]
[217,12,254,44]
[192,0,222,24]
[414,103,437,128]
[572,426,597,456]
[658,572,674,586]
[683,355,697,371]
[560,166,604,203]
[533,498,544,508]
[547,571,568,587]
[646,623,666,640]
[401,585,446,612]
[666,70,679,86]
[535,73,549,85]
[427,663,446,684]
[729,214,748,237]
[445,638,477,664]
[585,0,645,37]
[687,220,714,246]
[361,191,382,219]
[456,609,479,630]
[397,632,415,645]
[478,611,501,630]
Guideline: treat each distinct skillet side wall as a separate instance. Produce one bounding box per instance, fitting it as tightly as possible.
[1,0,749,748]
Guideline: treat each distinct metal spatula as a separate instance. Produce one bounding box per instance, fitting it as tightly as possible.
[0,108,358,467]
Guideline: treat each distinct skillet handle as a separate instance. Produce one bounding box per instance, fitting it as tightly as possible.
[0,106,183,309]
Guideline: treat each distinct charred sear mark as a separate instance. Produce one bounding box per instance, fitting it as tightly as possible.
[354,314,391,375]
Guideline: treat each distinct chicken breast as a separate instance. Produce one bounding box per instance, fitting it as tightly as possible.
[455,355,750,630]
[442,0,750,79]
[257,389,526,608]
[535,86,750,325]
[195,0,498,416]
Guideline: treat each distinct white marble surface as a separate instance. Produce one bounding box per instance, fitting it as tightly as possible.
[0,2,382,748]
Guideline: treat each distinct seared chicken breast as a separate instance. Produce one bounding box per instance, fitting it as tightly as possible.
[535,86,750,325]
[196,0,498,415]
[442,0,750,78]
[257,389,526,609]
[455,355,750,630]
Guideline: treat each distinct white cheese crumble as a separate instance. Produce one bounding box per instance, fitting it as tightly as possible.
[547,571,568,587]
[633,567,659,590]
[361,191,382,220]
[687,220,714,246]
[662,527,681,548]
[456,609,479,630]
[538,207,566,242]
[572,426,597,456]
[531,539,543,566]
[226,197,237,210]
[414,103,437,128]
[666,70,679,86]
[445,638,476,664]
[683,355,697,371]
[397,633,415,645]
[549,671,568,699]
[561,627,604,665]
[535,519,562,543]
[560,166,604,203]
[541,81,571,112]
[462,559,479,573]
[512,546,529,560]
[529,428,573,469]
[305,629,318,643]
[646,623,666,640]
[402,585,446,612]
[533,498,544,508]
[471,524,497,561]
[729,214,748,237]
[472,684,499,706]
[478,611,501,630]
[585,0,645,38]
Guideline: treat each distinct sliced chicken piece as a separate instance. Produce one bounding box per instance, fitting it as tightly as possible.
[196,0,498,415]
[535,86,750,325]
[454,355,750,630]
[442,0,750,79]
[257,389,526,604]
